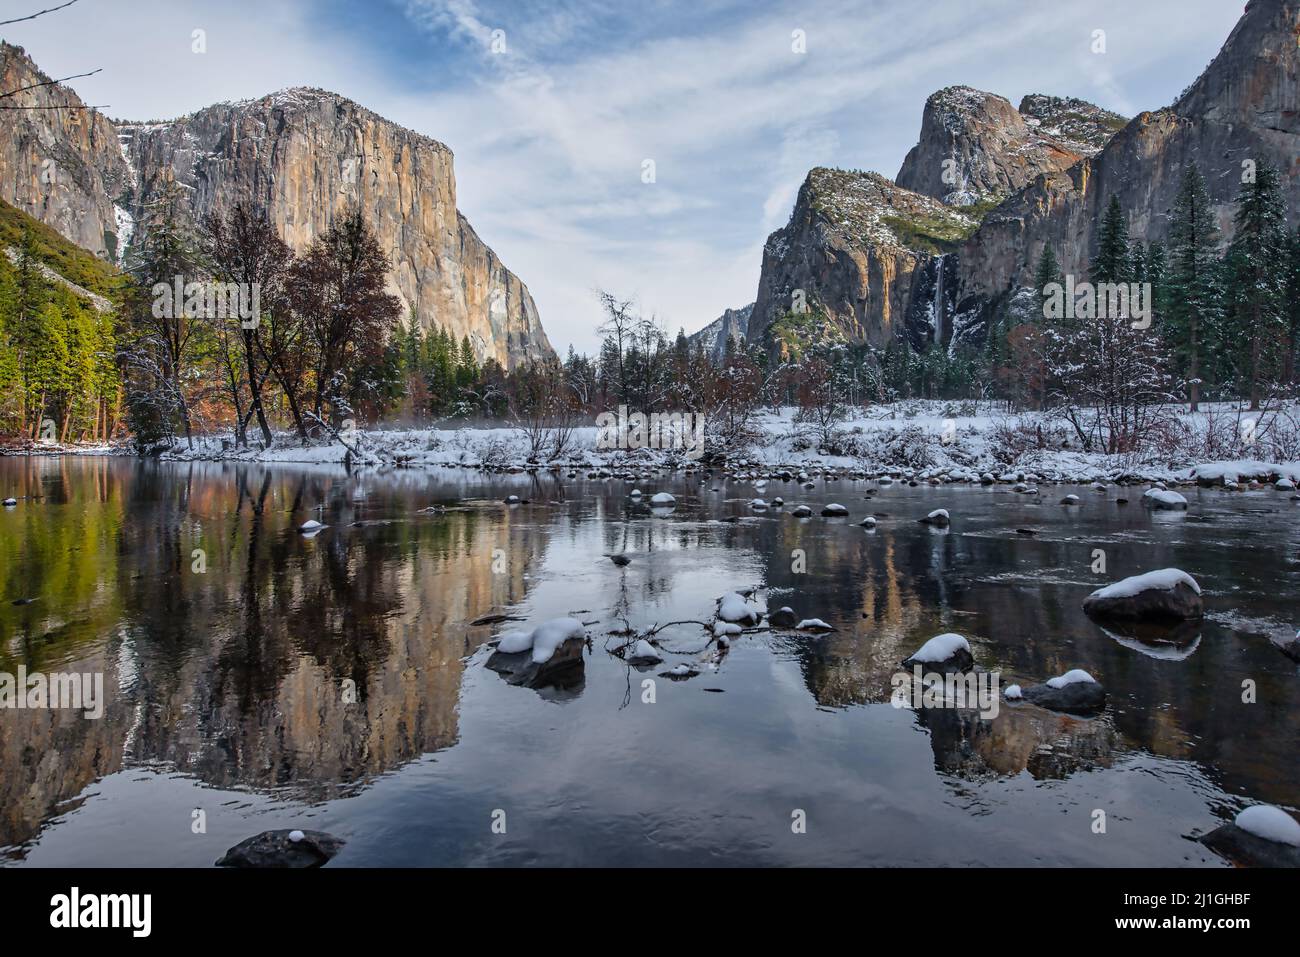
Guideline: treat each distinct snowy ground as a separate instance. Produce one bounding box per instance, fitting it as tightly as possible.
[9,400,1300,487]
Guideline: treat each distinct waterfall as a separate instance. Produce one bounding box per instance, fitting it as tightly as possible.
[933,254,946,345]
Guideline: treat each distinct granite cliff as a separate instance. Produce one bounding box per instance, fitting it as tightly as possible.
[0,45,553,368]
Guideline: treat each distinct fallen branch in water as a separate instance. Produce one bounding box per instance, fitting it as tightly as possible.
[606,619,713,656]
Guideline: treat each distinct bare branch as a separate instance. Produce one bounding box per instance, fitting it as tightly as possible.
[0,67,102,100]
[0,0,79,27]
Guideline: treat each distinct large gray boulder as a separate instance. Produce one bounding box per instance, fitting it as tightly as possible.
[1083,569,1203,622]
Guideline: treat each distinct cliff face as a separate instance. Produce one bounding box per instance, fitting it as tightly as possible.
[754,0,1297,357]
[953,0,1300,316]
[120,88,553,367]
[0,45,554,368]
[895,86,1121,206]
[688,303,754,360]
[750,169,977,353]
[0,43,130,260]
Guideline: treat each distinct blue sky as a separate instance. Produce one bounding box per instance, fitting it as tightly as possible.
[7,0,1244,353]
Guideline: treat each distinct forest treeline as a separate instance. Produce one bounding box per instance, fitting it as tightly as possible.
[0,162,1295,453]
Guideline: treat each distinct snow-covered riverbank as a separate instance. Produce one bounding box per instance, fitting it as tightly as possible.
[8,401,1300,488]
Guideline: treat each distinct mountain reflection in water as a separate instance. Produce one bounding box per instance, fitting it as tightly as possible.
[1,456,1296,866]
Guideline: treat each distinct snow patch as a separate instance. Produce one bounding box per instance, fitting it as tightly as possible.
[1089,568,1201,600]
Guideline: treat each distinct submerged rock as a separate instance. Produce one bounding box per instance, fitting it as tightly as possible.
[1020,670,1106,715]
[795,618,834,633]
[902,633,974,672]
[1083,569,1203,621]
[216,829,345,868]
[659,663,700,681]
[608,554,631,567]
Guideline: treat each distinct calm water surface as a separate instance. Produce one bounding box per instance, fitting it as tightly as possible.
[1,456,1297,866]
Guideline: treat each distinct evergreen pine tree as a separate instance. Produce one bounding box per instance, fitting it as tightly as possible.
[1224,161,1288,409]
[1165,167,1221,410]
[1091,195,1131,285]
[1033,244,1063,297]
[1284,224,1300,387]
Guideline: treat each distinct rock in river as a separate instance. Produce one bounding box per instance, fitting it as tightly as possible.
[1082,569,1203,621]
[1142,488,1188,510]
[902,633,974,672]
[767,606,799,628]
[1201,805,1300,868]
[216,829,345,868]
[918,508,950,527]
[1020,670,1106,715]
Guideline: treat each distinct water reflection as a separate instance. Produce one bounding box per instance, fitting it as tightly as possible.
[0,457,1297,865]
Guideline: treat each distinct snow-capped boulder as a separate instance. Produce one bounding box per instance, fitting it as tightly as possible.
[1142,488,1188,510]
[300,519,325,532]
[529,618,586,664]
[2,498,16,507]
[503,495,521,505]
[630,489,643,498]
[918,508,950,527]
[1276,479,1295,491]
[1083,569,1203,621]
[650,492,676,506]
[749,498,769,510]
[1003,684,1023,700]
[859,516,877,528]
[627,639,663,665]
[717,592,760,626]
[1020,670,1106,715]
[495,629,535,654]
[791,505,813,518]
[492,618,585,663]
[821,503,849,517]
[902,633,974,672]
[1201,805,1300,868]
[1236,805,1300,846]
[1060,494,1080,505]
[767,607,798,628]
[486,618,587,690]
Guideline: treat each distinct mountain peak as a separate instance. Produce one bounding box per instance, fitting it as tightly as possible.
[897,86,1124,207]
